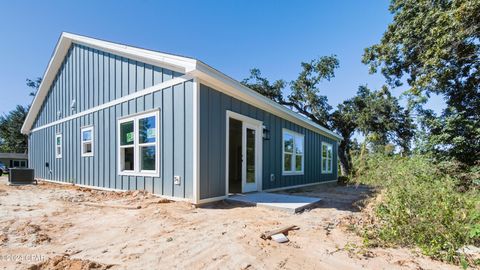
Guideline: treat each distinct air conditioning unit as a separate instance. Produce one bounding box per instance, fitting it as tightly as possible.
[8,168,36,185]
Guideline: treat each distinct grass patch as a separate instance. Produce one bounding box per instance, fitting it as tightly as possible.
[352,154,480,265]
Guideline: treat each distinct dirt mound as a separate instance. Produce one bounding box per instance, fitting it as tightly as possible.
[14,221,51,246]
[27,255,113,270]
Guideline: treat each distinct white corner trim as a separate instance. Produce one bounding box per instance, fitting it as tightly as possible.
[192,62,343,141]
[23,32,342,144]
[192,78,200,204]
[29,75,192,133]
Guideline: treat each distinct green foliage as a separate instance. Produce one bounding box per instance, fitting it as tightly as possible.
[0,77,40,153]
[350,85,414,153]
[353,154,480,263]
[0,105,29,153]
[242,55,338,127]
[242,59,415,176]
[363,0,480,165]
[417,108,480,165]
[26,77,42,97]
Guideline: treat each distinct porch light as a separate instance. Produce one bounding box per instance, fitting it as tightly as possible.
[263,126,270,140]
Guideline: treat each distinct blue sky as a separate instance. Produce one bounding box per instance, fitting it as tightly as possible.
[0,0,444,116]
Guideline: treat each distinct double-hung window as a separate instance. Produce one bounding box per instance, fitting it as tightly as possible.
[118,110,159,176]
[322,142,333,173]
[81,126,94,157]
[282,129,304,175]
[55,134,62,159]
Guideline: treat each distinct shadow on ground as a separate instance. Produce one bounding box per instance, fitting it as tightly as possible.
[275,182,376,212]
[199,182,376,212]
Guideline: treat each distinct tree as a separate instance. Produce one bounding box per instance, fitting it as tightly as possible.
[362,0,480,165]
[353,85,414,154]
[0,77,41,153]
[0,105,29,153]
[242,57,414,176]
[26,77,42,97]
[331,99,357,175]
[333,85,414,175]
[242,56,338,127]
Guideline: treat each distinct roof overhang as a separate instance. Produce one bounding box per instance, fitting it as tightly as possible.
[0,153,28,159]
[21,32,197,134]
[191,62,343,141]
[22,33,342,141]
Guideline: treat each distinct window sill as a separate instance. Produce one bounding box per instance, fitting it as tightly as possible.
[81,154,94,157]
[282,171,304,176]
[118,171,160,177]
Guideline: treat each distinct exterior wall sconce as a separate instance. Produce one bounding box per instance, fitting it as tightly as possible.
[263,125,270,140]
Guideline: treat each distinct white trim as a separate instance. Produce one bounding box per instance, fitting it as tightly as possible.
[36,178,192,203]
[225,110,263,195]
[22,32,197,134]
[321,142,333,174]
[282,129,304,175]
[192,62,342,141]
[192,78,200,204]
[22,32,341,143]
[64,33,196,74]
[29,75,192,134]
[55,133,62,159]
[80,126,94,157]
[117,110,160,177]
[263,180,338,192]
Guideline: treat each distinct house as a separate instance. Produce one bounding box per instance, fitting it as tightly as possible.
[0,152,28,169]
[22,33,342,204]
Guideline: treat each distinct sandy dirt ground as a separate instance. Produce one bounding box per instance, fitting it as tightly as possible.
[0,176,458,270]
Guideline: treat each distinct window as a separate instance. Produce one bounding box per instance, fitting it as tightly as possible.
[81,126,94,157]
[55,134,62,158]
[282,129,304,175]
[118,110,159,176]
[322,142,333,173]
[13,160,27,168]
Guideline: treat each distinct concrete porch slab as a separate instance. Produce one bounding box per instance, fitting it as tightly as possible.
[226,192,321,213]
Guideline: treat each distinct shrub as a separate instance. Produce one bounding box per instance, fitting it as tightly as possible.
[352,154,480,264]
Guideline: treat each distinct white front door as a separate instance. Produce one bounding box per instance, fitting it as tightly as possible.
[241,122,261,193]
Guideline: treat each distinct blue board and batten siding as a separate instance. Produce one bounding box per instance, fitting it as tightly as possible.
[28,40,339,202]
[28,43,194,199]
[199,84,338,200]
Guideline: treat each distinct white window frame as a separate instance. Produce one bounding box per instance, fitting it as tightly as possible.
[81,126,94,157]
[117,110,160,177]
[282,129,304,175]
[55,133,62,159]
[321,142,333,174]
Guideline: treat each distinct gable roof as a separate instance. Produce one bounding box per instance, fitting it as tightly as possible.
[22,32,342,141]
